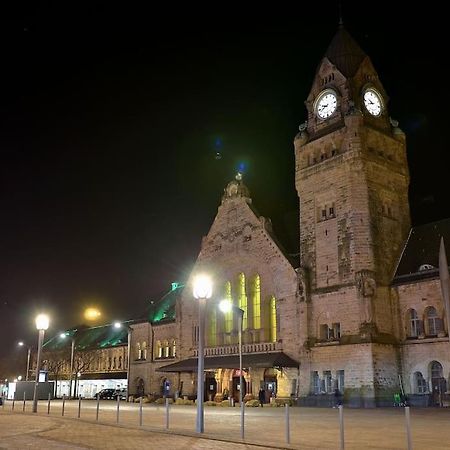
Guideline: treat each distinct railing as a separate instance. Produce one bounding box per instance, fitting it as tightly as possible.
[193,341,280,357]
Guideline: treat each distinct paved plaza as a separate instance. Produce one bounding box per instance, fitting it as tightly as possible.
[2,400,450,449]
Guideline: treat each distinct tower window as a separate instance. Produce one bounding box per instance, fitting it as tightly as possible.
[329,206,335,216]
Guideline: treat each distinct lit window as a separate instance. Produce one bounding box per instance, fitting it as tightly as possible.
[270,296,277,342]
[252,275,261,329]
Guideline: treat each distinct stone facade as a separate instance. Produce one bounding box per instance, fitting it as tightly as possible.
[128,26,450,407]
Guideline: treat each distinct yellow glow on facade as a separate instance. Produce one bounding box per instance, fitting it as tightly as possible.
[238,272,248,330]
[252,275,261,329]
[270,296,277,342]
[224,281,233,333]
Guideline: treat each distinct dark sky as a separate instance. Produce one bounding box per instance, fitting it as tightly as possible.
[0,4,447,362]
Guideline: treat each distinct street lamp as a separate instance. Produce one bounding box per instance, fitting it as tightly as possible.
[112,321,132,402]
[193,274,213,433]
[32,313,50,413]
[60,331,76,399]
[18,341,32,381]
[219,299,245,439]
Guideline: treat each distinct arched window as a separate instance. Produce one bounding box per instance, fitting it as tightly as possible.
[136,342,142,360]
[408,309,420,337]
[224,281,233,334]
[156,340,162,358]
[252,275,261,329]
[238,273,248,330]
[431,360,443,379]
[172,339,176,357]
[426,307,441,336]
[270,296,277,342]
[414,372,427,394]
[142,341,147,360]
[164,340,170,357]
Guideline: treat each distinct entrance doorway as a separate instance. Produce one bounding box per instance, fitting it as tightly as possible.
[232,373,246,403]
[430,361,446,406]
[205,373,217,401]
[263,368,277,403]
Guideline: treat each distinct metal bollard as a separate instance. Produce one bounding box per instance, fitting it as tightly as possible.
[240,399,245,440]
[47,392,51,414]
[116,395,120,423]
[12,397,15,411]
[139,397,143,426]
[23,391,26,412]
[405,406,412,450]
[62,395,65,416]
[165,397,170,429]
[285,403,290,444]
[96,394,100,421]
[339,405,345,450]
[78,395,81,418]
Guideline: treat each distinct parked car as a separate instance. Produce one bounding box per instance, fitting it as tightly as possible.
[97,388,116,400]
[112,388,127,400]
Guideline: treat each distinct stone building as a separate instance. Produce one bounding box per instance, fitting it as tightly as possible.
[41,323,130,398]
[129,26,450,407]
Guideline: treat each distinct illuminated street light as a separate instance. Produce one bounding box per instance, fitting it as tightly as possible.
[113,321,121,329]
[18,341,32,381]
[219,299,245,439]
[33,313,50,413]
[112,321,132,401]
[193,274,213,434]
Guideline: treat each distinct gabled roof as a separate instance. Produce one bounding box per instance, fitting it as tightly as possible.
[43,322,131,352]
[325,26,366,77]
[147,282,183,324]
[393,218,450,284]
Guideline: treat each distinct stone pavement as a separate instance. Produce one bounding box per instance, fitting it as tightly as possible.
[2,400,450,449]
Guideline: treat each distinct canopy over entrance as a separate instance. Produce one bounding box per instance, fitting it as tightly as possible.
[156,352,299,372]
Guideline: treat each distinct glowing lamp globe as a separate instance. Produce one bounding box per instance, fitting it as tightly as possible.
[193,275,213,300]
[219,299,232,313]
[35,314,50,331]
[84,308,101,321]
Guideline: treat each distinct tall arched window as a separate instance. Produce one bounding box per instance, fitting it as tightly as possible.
[156,340,162,358]
[208,307,217,346]
[164,340,170,357]
[408,309,420,337]
[172,339,176,357]
[136,342,142,360]
[414,371,427,394]
[270,296,277,342]
[142,341,147,360]
[224,281,233,333]
[238,273,248,330]
[252,275,261,329]
[426,307,440,336]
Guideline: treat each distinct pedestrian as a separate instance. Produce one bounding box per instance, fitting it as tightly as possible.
[334,388,342,408]
[258,388,265,407]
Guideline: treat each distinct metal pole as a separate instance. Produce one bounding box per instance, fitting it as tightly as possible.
[339,404,345,450]
[96,394,100,421]
[78,395,81,418]
[62,394,65,416]
[127,328,132,402]
[23,391,26,412]
[405,406,412,450]
[69,338,75,399]
[47,392,51,414]
[238,311,245,440]
[12,397,15,411]
[196,297,206,433]
[26,347,31,381]
[165,397,170,429]
[32,329,45,413]
[285,403,290,444]
[116,394,120,423]
[139,397,143,426]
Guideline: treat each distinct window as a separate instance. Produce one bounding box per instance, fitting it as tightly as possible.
[142,342,147,360]
[332,323,341,339]
[224,281,233,334]
[238,273,248,330]
[193,325,199,344]
[172,340,176,357]
[329,206,335,217]
[270,296,277,342]
[312,371,320,395]
[414,372,427,394]
[426,307,440,336]
[252,275,261,329]
[408,309,420,337]
[156,340,162,358]
[323,371,333,394]
[136,342,142,360]
[164,340,170,357]
[337,370,345,393]
[118,356,122,369]
[320,324,329,340]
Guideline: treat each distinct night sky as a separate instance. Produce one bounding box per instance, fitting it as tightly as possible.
[0,4,447,366]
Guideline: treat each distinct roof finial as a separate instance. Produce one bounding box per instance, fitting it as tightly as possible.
[338,1,344,27]
[235,171,243,181]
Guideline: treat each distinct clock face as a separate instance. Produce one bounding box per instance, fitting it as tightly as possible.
[363,89,383,116]
[315,90,337,119]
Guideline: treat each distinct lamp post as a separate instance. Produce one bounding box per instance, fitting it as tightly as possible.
[219,299,245,439]
[32,313,50,413]
[193,274,213,434]
[60,331,76,399]
[113,321,132,402]
[18,342,32,381]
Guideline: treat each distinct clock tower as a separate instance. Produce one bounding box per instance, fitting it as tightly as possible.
[294,25,411,405]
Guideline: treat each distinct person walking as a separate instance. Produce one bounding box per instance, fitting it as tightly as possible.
[258,388,265,407]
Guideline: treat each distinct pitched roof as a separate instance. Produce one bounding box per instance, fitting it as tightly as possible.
[325,26,366,77]
[43,322,131,352]
[147,283,183,324]
[393,218,450,284]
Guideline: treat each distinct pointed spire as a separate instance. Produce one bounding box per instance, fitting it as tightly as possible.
[325,27,366,77]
